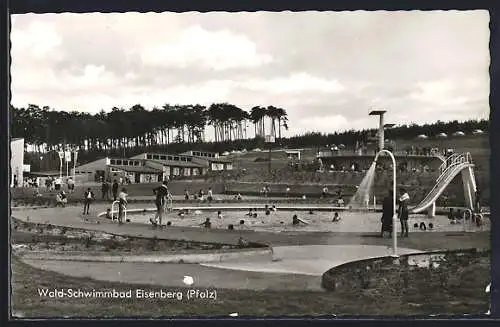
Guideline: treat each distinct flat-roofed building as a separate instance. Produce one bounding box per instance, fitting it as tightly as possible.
[10,138,25,187]
[179,150,233,171]
[127,153,209,178]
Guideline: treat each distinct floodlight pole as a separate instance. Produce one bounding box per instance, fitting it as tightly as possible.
[374,149,398,257]
[266,135,275,179]
[369,110,387,151]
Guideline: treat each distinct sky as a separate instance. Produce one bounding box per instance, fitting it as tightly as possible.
[10,11,490,139]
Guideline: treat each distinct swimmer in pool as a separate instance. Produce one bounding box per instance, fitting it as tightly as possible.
[200,218,211,228]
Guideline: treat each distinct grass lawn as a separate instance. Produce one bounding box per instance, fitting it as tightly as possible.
[11,255,490,318]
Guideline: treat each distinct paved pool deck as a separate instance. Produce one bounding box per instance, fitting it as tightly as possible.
[12,205,490,291]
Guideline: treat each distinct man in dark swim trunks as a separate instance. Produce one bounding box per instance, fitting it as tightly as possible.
[150,180,169,227]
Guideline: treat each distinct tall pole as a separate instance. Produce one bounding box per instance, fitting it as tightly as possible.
[73,150,78,182]
[374,149,398,257]
[379,114,385,151]
[268,144,272,175]
[58,151,63,179]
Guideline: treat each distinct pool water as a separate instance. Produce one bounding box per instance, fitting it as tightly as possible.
[125,209,488,233]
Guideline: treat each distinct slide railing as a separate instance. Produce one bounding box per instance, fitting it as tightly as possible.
[436,152,472,183]
[412,153,474,214]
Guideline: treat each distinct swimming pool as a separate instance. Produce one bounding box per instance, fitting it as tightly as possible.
[113,207,488,234]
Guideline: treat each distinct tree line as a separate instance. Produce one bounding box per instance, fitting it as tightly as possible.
[10,103,288,154]
[10,103,488,171]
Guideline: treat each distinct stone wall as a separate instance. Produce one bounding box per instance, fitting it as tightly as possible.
[321,249,491,300]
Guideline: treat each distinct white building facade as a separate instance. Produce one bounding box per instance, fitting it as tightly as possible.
[10,138,25,187]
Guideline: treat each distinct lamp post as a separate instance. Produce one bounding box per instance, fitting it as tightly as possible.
[265,135,275,178]
[57,151,64,179]
[374,149,398,257]
[73,148,79,183]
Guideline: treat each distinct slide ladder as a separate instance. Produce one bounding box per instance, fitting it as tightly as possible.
[411,152,476,216]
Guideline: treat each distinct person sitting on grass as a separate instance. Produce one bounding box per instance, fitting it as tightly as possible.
[321,186,329,199]
[184,189,190,200]
[246,208,253,216]
[33,189,43,198]
[235,193,243,201]
[217,210,223,219]
[332,212,341,222]
[337,196,345,207]
[207,188,213,202]
[55,191,67,207]
[200,218,211,228]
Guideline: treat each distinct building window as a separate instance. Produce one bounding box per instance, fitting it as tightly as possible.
[187,157,192,162]
[116,160,122,165]
[161,155,166,160]
[110,159,116,165]
[134,161,139,166]
[167,156,172,160]
[173,167,180,176]
[123,161,128,165]
[146,154,152,159]
[174,156,179,161]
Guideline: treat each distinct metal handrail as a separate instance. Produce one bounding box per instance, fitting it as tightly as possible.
[111,200,127,222]
[436,152,472,184]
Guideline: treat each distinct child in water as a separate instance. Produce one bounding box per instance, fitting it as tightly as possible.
[200,218,211,228]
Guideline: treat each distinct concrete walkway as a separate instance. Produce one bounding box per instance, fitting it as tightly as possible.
[202,245,421,276]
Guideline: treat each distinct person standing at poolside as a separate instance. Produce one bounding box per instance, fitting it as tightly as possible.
[101,180,110,200]
[380,190,394,238]
[67,177,75,193]
[398,188,410,237]
[112,179,119,201]
[118,188,128,225]
[83,188,95,215]
[151,180,169,227]
[475,188,482,212]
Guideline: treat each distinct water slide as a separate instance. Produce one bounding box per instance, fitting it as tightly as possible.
[411,153,476,214]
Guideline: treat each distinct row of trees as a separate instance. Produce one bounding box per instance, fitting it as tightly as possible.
[10,103,289,153]
[11,102,488,171]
